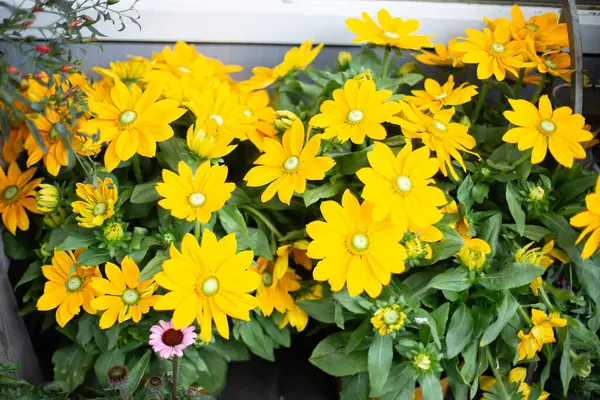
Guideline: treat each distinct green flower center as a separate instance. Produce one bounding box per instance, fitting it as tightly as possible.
[200,276,220,297]
[66,276,82,292]
[283,156,300,172]
[188,192,206,207]
[178,66,191,74]
[383,31,399,39]
[490,43,506,53]
[433,93,448,100]
[3,185,18,201]
[383,310,400,325]
[544,60,557,69]
[262,271,274,287]
[93,202,107,216]
[413,354,431,371]
[432,119,448,132]
[208,114,224,125]
[525,23,539,32]
[346,109,364,124]
[529,186,545,201]
[396,175,412,192]
[350,232,370,252]
[121,288,140,305]
[539,119,556,134]
[118,110,137,126]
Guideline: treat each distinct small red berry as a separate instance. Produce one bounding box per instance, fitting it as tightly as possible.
[8,66,18,74]
[35,44,50,53]
[35,72,45,80]
[31,6,43,12]
[68,20,82,28]
[60,65,74,73]
[82,15,93,21]
[19,73,28,79]
[16,20,35,29]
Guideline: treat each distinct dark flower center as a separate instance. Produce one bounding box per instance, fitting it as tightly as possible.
[162,328,184,346]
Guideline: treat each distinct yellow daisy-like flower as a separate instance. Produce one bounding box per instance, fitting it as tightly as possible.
[244,119,335,204]
[306,190,407,298]
[2,123,27,163]
[346,8,434,50]
[71,177,118,228]
[371,304,407,335]
[502,95,592,167]
[0,163,41,235]
[515,240,568,295]
[80,80,186,171]
[251,257,302,317]
[277,240,313,271]
[240,40,323,91]
[571,176,600,259]
[414,39,465,67]
[186,119,237,161]
[442,200,470,237]
[535,51,574,83]
[397,104,478,180]
[451,22,530,81]
[532,308,567,331]
[517,329,542,360]
[36,249,101,327]
[357,140,445,233]
[92,59,152,86]
[90,256,160,329]
[480,368,550,400]
[154,231,260,342]
[507,4,568,52]
[403,75,478,113]
[184,84,256,141]
[156,161,234,224]
[309,79,401,144]
[239,90,277,151]
[25,109,70,176]
[279,284,323,332]
[457,238,491,270]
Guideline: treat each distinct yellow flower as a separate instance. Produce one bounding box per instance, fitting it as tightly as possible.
[571,176,600,259]
[279,284,323,332]
[273,110,299,132]
[184,83,255,141]
[277,240,313,271]
[507,4,568,52]
[251,257,302,317]
[80,80,186,171]
[403,75,478,113]
[306,190,407,298]
[502,95,592,167]
[186,119,237,161]
[25,109,70,176]
[309,79,401,144]
[532,308,567,330]
[480,368,550,400]
[371,304,407,335]
[71,177,118,228]
[244,119,335,204]
[404,237,432,260]
[239,90,277,151]
[154,231,260,342]
[352,70,373,85]
[517,329,543,360]
[35,183,60,213]
[397,104,478,180]
[442,200,470,237]
[515,240,567,295]
[582,124,598,151]
[2,123,27,163]
[36,249,101,327]
[451,22,531,81]
[337,51,352,67]
[357,140,445,233]
[92,59,152,86]
[90,256,159,329]
[535,51,574,83]
[457,238,491,270]
[0,162,41,235]
[240,40,323,91]
[156,161,234,223]
[346,9,433,50]
[414,39,465,67]
[104,222,124,241]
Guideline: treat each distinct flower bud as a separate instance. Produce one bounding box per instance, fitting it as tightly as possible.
[413,353,431,371]
[107,0,120,4]
[104,222,124,241]
[107,365,128,386]
[337,51,352,68]
[162,232,176,246]
[529,186,545,201]
[398,61,417,75]
[146,376,163,391]
[43,208,66,228]
[352,70,373,85]
[68,20,82,28]
[36,183,60,213]
[40,242,52,258]
[480,167,491,177]
[574,357,592,378]
[273,110,299,132]
[16,20,35,29]
[459,115,471,127]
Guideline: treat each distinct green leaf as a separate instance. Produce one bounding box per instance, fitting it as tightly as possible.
[218,205,249,236]
[419,370,443,400]
[480,213,502,256]
[334,302,345,329]
[303,182,344,207]
[256,315,290,348]
[15,261,42,288]
[298,298,336,323]
[472,183,489,204]
[480,291,518,347]
[238,319,274,361]
[333,290,369,314]
[426,225,464,264]
[431,303,450,337]
[446,303,474,359]
[504,224,552,242]
[554,172,598,208]
[138,253,169,281]
[206,337,250,362]
[330,147,371,175]
[374,361,416,398]
[341,372,369,400]
[477,263,545,290]
[52,345,96,392]
[309,332,369,377]
[76,315,94,348]
[3,231,34,260]
[94,350,126,388]
[237,228,272,260]
[77,248,111,266]
[123,350,151,397]
[398,73,424,86]
[194,350,228,393]
[130,181,161,203]
[106,325,120,351]
[368,334,393,394]
[506,183,525,236]
[414,309,441,349]
[346,319,371,355]
[428,268,471,292]
[457,176,474,213]
[560,334,573,396]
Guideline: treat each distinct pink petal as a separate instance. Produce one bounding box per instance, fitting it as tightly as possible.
[150,326,165,335]
[159,320,171,330]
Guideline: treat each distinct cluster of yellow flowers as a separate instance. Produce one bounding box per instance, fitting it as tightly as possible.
[517,308,567,361]
[480,367,550,400]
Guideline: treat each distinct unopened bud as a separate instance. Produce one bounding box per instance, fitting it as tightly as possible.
[459,115,471,127]
[107,365,128,386]
[273,110,299,132]
[337,51,352,68]
[68,20,82,28]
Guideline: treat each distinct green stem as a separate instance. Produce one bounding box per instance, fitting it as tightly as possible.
[539,287,555,312]
[471,81,490,124]
[132,155,143,184]
[530,74,548,104]
[381,46,391,78]
[240,205,283,240]
[517,303,532,326]
[172,356,179,400]
[570,350,578,358]
[514,68,525,98]
[513,151,531,168]
[486,347,510,399]
[195,220,201,241]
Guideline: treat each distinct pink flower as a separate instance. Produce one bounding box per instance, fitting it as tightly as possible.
[149,320,197,359]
